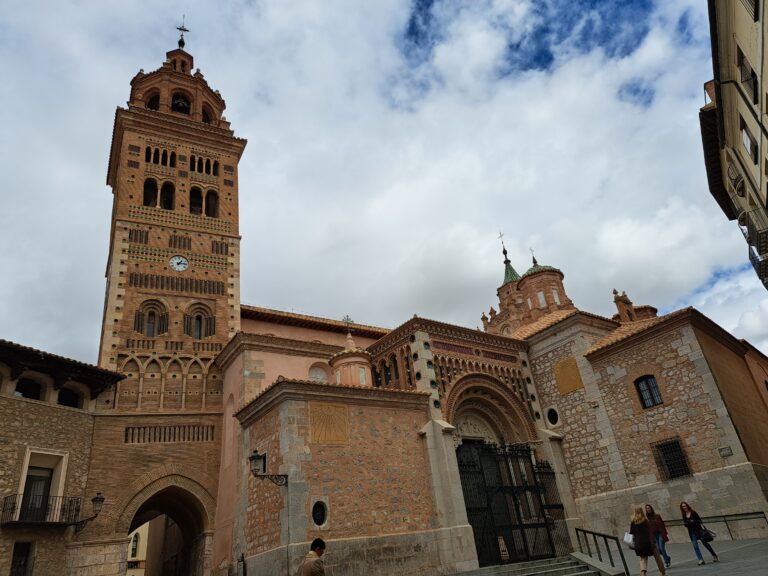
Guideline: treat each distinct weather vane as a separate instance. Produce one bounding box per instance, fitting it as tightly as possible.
[177,15,189,49]
[529,247,538,265]
[497,230,507,250]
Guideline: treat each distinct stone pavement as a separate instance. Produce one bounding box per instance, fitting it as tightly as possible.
[624,539,768,576]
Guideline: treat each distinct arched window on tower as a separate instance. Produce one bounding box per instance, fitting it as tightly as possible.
[202,106,212,124]
[169,152,176,168]
[153,149,160,164]
[197,158,203,173]
[134,300,168,337]
[184,304,215,339]
[205,190,219,218]
[189,187,203,215]
[205,159,211,175]
[161,150,168,166]
[171,92,191,114]
[160,182,175,210]
[146,93,160,111]
[189,155,196,172]
[145,147,151,163]
[213,161,219,176]
[143,179,158,207]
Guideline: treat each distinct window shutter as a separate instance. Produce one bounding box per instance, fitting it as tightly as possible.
[134,311,144,333]
[184,314,192,337]
[205,316,216,337]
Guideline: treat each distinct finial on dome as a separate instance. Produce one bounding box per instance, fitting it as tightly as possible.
[177,16,189,49]
[345,331,356,351]
[498,230,520,284]
[529,247,538,267]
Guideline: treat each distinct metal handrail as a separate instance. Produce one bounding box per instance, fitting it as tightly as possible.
[1,494,82,525]
[664,510,768,539]
[575,528,629,576]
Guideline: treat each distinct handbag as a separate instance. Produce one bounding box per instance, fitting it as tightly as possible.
[700,525,716,543]
[623,532,635,549]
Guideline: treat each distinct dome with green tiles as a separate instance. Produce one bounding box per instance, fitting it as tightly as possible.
[521,255,562,279]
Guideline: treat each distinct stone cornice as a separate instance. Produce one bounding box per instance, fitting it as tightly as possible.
[367,316,527,357]
[215,332,343,371]
[239,305,389,339]
[235,378,430,427]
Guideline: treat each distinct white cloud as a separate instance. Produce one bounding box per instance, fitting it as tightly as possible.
[1,0,766,362]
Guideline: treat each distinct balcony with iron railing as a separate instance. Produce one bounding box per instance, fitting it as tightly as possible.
[746,208,768,256]
[749,245,768,283]
[1,494,81,527]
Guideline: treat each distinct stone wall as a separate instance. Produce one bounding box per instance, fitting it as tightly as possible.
[0,395,95,576]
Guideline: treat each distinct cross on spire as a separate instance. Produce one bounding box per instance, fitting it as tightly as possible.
[177,15,189,49]
[529,247,538,266]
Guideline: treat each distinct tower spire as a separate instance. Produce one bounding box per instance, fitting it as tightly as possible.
[177,16,189,50]
[498,231,520,284]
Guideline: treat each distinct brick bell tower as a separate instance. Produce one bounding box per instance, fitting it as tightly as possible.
[98,32,247,412]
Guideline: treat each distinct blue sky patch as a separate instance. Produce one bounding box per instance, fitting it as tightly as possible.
[618,79,655,107]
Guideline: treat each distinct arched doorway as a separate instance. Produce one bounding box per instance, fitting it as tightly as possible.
[118,479,214,576]
[447,376,568,567]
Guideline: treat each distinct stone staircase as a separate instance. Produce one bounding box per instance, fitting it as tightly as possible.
[449,557,599,576]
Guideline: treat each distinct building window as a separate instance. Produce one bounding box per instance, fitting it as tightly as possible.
[189,187,203,215]
[15,378,42,400]
[171,92,191,114]
[159,182,175,210]
[205,190,219,218]
[11,542,33,576]
[134,301,169,337]
[146,93,160,111]
[20,467,53,523]
[131,533,140,558]
[537,291,546,308]
[57,388,82,409]
[634,375,663,408]
[183,305,215,339]
[737,45,759,104]
[740,115,758,164]
[308,366,329,382]
[652,438,691,480]
[359,367,366,385]
[143,178,158,207]
[551,288,561,305]
[527,298,533,310]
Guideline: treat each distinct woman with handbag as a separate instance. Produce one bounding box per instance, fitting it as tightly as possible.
[645,504,671,568]
[680,501,719,565]
[629,506,666,576]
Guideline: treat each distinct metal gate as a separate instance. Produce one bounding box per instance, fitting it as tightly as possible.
[457,441,570,567]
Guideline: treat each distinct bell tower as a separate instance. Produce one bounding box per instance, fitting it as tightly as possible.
[98,33,247,412]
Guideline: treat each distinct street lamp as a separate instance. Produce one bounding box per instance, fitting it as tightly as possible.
[73,492,105,532]
[248,450,288,486]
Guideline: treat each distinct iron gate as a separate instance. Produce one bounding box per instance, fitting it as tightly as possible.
[457,441,570,567]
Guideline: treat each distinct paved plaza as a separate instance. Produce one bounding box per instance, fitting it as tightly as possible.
[625,538,768,576]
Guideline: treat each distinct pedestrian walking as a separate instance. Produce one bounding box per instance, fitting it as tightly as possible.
[629,506,666,576]
[296,538,326,576]
[680,502,718,565]
[645,504,671,568]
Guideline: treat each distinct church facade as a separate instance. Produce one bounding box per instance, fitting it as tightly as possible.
[1,41,768,576]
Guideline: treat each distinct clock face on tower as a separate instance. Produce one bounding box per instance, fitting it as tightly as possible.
[169,255,189,272]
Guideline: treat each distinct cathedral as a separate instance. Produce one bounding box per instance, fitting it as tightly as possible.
[1,39,768,576]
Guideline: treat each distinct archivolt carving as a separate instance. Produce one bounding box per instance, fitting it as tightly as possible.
[446,373,537,441]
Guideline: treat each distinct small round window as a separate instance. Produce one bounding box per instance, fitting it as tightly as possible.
[546,408,560,426]
[312,501,327,527]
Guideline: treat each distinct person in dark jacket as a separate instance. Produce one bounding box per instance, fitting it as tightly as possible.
[680,501,718,565]
[629,506,666,576]
[645,504,671,568]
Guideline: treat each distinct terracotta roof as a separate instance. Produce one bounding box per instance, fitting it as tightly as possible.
[0,338,124,397]
[586,308,693,356]
[240,305,389,339]
[510,309,619,341]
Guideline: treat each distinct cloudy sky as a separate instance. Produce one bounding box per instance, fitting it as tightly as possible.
[2,0,768,364]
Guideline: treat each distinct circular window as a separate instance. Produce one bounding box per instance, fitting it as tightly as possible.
[534,411,541,420]
[412,353,419,361]
[546,408,559,426]
[433,399,441,409]
[312,501,327,527]
[529,394,536,402]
